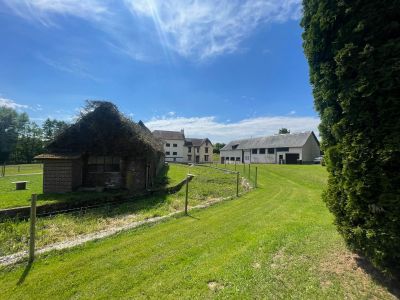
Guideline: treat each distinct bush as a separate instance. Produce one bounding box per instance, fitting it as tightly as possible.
[302,0,400,275]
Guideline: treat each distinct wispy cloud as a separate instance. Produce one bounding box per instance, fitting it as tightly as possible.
[4,0,302,61]
[36,54,100,81]
[145,114,319,143]
[0,97,29,110]
[125,0,302,60]
[3,0,109,26]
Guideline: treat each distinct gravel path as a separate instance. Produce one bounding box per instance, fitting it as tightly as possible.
[0,189,251,267]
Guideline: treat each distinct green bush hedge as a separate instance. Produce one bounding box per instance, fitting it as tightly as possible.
[301,0,400,275]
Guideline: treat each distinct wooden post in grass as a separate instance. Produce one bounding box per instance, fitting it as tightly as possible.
[29,194,37,263]
[248,164,251,181]
[255,167,258,188]
[185,175,189,215]
[236,172,239,197]
[234,161,237,171]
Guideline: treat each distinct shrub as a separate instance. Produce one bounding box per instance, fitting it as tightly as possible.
[301,0,400,275]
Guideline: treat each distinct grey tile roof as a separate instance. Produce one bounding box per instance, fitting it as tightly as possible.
[152,130,185,140]
[221,131,317,151]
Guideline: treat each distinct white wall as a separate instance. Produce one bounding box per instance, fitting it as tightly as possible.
[164,139,185,162]
[302,135,321,162]
[220,149,242,164]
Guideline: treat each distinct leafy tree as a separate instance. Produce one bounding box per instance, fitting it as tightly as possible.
[278,128,290,134]
[11,122,44,163]
[302,0,400,274]
[213,143,226,154]
[0,107,29,162]
[42,118,68,142]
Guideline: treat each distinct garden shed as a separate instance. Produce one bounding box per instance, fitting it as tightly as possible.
[35,101,165,193]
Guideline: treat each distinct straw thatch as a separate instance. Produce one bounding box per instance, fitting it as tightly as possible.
[46,101,164,160]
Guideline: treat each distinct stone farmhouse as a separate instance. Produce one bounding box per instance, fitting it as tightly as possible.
[35,102,165,193]
[220,131,320,164]
[152,130,213,163]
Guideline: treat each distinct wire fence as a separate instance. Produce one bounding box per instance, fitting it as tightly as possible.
[0,164,254,261]
[0,163,43,177]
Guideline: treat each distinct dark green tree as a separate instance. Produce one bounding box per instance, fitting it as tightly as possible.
[0,106,29,162]
[213,143,226,154]
[302,0,400,274]
[11,122,44,163]
[278,128,290,134]
[42,118,68,142]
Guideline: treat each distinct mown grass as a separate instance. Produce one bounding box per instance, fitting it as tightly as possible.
[1,163,43,176]
[0,164,395,299]
[0,164,243,257]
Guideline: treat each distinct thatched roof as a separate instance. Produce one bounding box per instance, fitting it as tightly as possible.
[44,101,164,159]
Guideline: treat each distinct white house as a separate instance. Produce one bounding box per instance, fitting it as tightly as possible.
[220,131,320,164]
[153,130,213,163]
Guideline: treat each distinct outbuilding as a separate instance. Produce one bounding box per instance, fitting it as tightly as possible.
[35,102,165,193]
[220,131,320,164]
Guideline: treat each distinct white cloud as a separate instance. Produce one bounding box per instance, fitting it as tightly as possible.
[125,0,302,60]
[0,97,29,110]
[288,110,296,115]
[5,0,302,61]
[145,114,319,143]
[3,0,109,26]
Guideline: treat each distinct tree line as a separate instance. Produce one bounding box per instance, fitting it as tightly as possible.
[0,106,68,164]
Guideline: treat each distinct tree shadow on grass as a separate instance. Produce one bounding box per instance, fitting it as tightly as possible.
[17,261,32,285]
[354,255,400,298]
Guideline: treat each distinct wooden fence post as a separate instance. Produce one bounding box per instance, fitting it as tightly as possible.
[255,167,258,188]
[29,194,37,263]
[236,172,239,197]
[185,175,189,215]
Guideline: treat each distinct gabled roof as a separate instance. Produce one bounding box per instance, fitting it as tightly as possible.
[184,138,212,147]
[221,131,318,151]
[40,101,164,158]
[152,130,185,140]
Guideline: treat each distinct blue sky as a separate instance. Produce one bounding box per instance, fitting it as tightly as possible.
[0,0,319,143]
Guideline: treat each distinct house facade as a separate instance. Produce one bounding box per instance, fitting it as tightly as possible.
[35,102,165,193]
[153,130,213,163]
[220,131,320,164]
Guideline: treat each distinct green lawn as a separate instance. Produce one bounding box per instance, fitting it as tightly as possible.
[0,163,192,210]
[2,163,43,176]
[0,164,242,256]
[0,165,394,299]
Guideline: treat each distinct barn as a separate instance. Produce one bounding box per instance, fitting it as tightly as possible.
[220,131,320,164]
[35,102,165,193]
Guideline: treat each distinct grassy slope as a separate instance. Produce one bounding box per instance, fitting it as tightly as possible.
[2,164,43,176]
[0,165,393,299]
[0,164,242,256]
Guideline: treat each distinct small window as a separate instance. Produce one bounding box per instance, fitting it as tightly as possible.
[259,148,266,154]
[205,147,209,153]
[230,157,235,161]
[173,144,177,147]
[252,149,258,154]
[166,143,170,147]
[173,152,177,155]
[166,151,170,155]
[188,155,192,161]
[196,147,199,153]
[236,157,240,161]
[88,156,120,173]
[268,148,275,154]
[232,144,238,150]
[204,155,209,161]
[188,147,192,153]
[276,147,289,152]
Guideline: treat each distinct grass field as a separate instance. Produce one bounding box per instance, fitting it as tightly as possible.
[1,164,395,299]
[0,164,243,256]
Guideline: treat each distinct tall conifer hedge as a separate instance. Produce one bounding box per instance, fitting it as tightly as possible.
[301,1,400,274]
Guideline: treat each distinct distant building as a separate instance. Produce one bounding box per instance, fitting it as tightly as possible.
[35,102,165,193]
[153,130,213,163]
[220,131,320,164]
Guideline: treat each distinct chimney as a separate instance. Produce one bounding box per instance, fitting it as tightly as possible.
[181,129,184,134]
